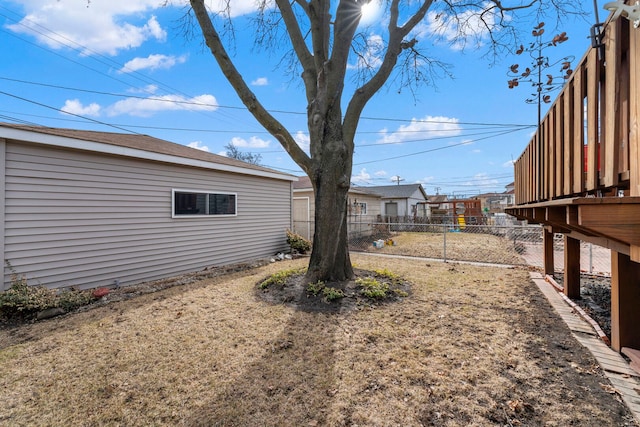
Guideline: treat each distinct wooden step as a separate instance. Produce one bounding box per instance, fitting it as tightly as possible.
[621,347,640,375]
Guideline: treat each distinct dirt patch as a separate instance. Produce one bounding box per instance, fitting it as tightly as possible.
[255,268,412,313]
[554,273,612,338]
[0,256,636,426]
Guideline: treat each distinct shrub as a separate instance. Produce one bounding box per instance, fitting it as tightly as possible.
[56,288,95,312]
[286,230,311,254]
[0,275,56,319]
[0,272,95,320]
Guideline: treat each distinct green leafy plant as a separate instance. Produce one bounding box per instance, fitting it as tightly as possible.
[322,286,345,302]
[374,268,401,282]
[356,277,390,299]
[306,280,325,296]
[259,267,306,289]
[286,230,311,254]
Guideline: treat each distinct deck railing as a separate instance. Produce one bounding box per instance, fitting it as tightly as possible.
[513,12,640,204]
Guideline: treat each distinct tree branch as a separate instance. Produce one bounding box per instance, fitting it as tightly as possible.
[489,0,538,12]
[308,0,331,69]
[189,0,311,172]
[323,0,365,112]
[275,0,317,103]
[343,0,434,143]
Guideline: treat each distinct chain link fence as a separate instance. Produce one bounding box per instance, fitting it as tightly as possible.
[351,223,611,275]
[293,220,611,276]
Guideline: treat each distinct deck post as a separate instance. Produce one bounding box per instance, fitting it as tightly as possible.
[543,228,555,275]
[563,235,580,298]
[611,251,640,352]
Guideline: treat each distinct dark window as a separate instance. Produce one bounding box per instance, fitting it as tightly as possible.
[173,190,236,216]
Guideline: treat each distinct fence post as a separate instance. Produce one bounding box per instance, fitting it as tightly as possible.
[443,224,447,262]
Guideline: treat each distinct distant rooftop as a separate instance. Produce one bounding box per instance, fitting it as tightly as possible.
[365,183,427,199]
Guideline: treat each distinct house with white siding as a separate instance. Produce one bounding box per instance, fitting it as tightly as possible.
[0,123,295,291]
[367,184,428,218]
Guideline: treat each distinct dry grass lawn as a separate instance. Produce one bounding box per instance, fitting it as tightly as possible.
[0,254,635,426]
[369,232,525,265]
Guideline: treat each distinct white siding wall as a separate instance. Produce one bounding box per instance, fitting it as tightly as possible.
[2,142,292,290]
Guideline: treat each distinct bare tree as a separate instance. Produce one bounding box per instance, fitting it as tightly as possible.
[224,143,262,165]
[188,0,582,282]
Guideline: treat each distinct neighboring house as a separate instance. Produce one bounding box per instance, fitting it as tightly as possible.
[477,184,516,215]
[0,124,296,291]
[292,176,381,240]
[426,194,450,220]
[367,184,428,218]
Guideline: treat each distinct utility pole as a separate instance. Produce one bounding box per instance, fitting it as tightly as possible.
[391,176,405,185]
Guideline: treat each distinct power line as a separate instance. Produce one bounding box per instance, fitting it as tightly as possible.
[0,8,250,127]
[0,5,527,182]
[0,91,144,135]
[0,76,537,129]
[0,105,531,148]
[353,128,524,165]
[356,127,532,147]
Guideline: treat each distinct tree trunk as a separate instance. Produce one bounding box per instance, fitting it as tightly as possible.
[305,106,355,283]
[306,174,354,282]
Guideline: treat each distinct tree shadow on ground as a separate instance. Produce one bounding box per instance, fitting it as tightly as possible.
[185,306,341,426]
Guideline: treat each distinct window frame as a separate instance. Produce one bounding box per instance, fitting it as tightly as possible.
[351,201,367,215]
[172,189,237,218]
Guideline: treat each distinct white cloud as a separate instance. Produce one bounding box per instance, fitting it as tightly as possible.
[230,136,270,148]
[464,173,499,188]
[352,168,372,185]
[348,33,384,70]
[128,84,159,94]
[251,77,269,86]
[205,0,270,18]
[60,99,101,117]
[107,94,218,117]
[120,54,187,73]
[293,131,310,151]
[7,2,167,56]
[376,115,461,144]
[418,5,504,51]
[503,159,515,167]
[187,141,210,152]
[374,170,387,177]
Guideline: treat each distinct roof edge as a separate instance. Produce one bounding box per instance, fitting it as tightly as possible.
[0,126,297,182]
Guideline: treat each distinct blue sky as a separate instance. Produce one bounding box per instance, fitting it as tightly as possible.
[0,1,612,196]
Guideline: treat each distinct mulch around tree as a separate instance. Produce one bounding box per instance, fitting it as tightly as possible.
[255,268,412,313]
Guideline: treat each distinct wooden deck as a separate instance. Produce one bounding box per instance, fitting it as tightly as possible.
[506,4,640,353]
